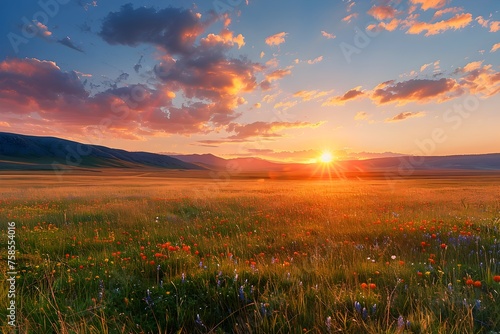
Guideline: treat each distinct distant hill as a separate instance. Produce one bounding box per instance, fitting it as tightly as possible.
[336,154,500,172]
[0,132,203,171]
[170,154,304,171]
[1,131,499,173]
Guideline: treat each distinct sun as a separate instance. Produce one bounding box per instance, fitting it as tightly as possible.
[319,151,333,163]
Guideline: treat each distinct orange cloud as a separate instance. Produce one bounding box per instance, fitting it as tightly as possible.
[490,21,500,32]
[433,7,463,19]
[227,121,323,140]
[265,32,287,46]
[367,19,400,32]
[322,87,364,106]
[321,31,336,39]
[307,56,323,65]
[293,90,332,101]
[342,13,358,23]
[410,0,447,10]
[367,5,398,20]
[385,111,426,122]
[406,13,472,36]
[491,42,500,53]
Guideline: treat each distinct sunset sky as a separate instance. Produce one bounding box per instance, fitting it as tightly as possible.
[1,0,499,162]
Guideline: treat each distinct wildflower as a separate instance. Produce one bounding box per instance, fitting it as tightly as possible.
[371,304,377,315]
[465,279,474,286]
[493,275,500,282]
[362,307,368,320]
[391,255,397,260]
[143,289,153,307]
[354,301,362,313]
[195,314,206,328]
[360,283,368,289]
[397,315,405,330]
[473,280,481,288]
[369,283,376,290]
[325,316,332,333]
[440,243,447,249]
[239,285,247,302]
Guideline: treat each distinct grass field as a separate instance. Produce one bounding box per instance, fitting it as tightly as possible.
[1,171,500,333]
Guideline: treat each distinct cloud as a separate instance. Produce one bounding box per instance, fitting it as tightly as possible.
[201,28,245,49]
[321,31,336,39]
[265,32,287,46]
[293,90,332,101]
[490,21,500,33]
[410,0,447,10]
[273,100,297,110]
[226,121,323,140]
[372,78,457,105]
[265,68,292,81]
[367,5,398,20]
[491,42,500,53]
[406,13,472,36]
[385,111,426,122]
[2,5,266,140]
[307,56,323,65]
[58,36,84,53]
[322,87,364,106]
[99,4,209,55]
[367,18,400,32]
[420,60,440,72]
[354,111,369,121]
[462,61,483,72]
[433,7,463,19]
[342,13,358,23]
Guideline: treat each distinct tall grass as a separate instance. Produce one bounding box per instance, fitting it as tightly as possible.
[0,174,499,333]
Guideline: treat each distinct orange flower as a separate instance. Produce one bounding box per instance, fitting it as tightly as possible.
[465,279,474,286]
[369,283,376,290]
[360,283,368,289]
[440,243,447,249]
[493,275,500,282]
[473,281,482,288]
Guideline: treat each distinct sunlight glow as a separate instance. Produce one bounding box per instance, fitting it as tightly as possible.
[319,151,333,163]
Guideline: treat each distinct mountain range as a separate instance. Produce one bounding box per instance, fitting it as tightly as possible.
[1,131,500,172]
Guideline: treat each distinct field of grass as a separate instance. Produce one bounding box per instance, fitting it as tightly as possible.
[1,171,500,333]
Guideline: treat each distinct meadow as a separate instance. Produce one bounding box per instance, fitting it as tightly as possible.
[1,171,499,333]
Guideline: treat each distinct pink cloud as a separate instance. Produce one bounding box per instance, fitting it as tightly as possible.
[342,13,358,23]
[265,32,287,46]
[321,31,336,39]
[367,5,398,20]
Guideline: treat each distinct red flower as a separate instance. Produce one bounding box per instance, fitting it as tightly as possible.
[440,243,447,249]
[465,279,474,286]
[369,283,376,290]
[493,275,500,282]
[473,281,482,288]
[360,283,368,289]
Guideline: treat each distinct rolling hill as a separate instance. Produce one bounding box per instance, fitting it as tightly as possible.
[0,132,203,171]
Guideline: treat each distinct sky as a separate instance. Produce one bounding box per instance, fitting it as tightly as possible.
[0,0,499,162]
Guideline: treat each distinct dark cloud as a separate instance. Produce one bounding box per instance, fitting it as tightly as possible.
[58,36,84,52]
[372,78,456,105]
[100,4,209,55]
